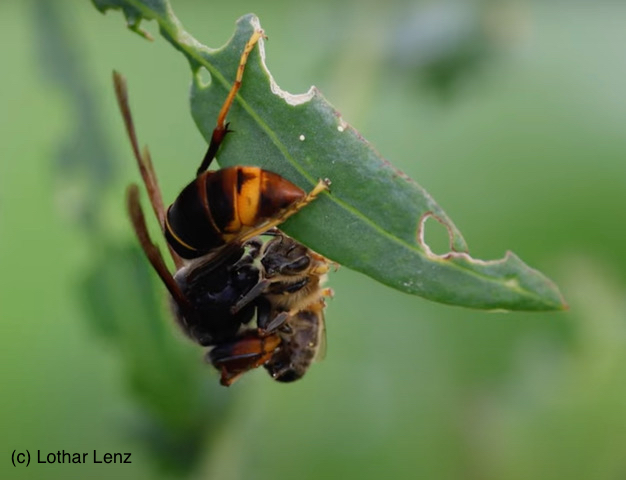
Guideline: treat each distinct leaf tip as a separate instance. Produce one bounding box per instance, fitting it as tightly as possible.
[501,250,569,312]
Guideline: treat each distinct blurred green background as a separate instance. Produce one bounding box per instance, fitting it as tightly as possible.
[2,0,625,479]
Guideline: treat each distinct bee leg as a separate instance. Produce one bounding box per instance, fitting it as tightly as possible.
[113,71,184,269]
[272,178,331,225]
[276,256,312,275]
[243,238,264,258]
[256,298,289,334]
[127,185,194,321]
[230,279,270,314]
[207,332,281,386]
[267,277,310,295]
[260,312,289,336]
[196,28,266,175]
[234,178,331,246]
[230,238,264,270]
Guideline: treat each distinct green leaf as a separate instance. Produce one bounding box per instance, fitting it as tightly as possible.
[94,0,566,311]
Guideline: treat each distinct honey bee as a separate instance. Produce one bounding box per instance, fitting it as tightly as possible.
[208,231,332,385]
[114,28,333,385]
[209,299,328,384]
[265,299,327,382]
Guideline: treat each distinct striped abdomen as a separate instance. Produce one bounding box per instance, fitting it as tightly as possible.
[165,167,304,259]
[265,308,323,383]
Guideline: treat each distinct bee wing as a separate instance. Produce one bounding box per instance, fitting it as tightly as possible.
[313,309,327,362]
[183,241,244,282]
[183,226,273,283]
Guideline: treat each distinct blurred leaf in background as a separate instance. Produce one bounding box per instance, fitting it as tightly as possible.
[388,2,501,100]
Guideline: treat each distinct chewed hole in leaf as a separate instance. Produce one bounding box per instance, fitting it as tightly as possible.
[195,66,211,89]
[128,21,154,41]
[417,212,458,256]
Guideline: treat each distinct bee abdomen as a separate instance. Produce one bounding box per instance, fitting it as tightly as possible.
[266,309,320,382]
[165,174,223,258]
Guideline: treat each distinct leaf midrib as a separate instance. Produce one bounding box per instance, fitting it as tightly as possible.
[124,0,554,307]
